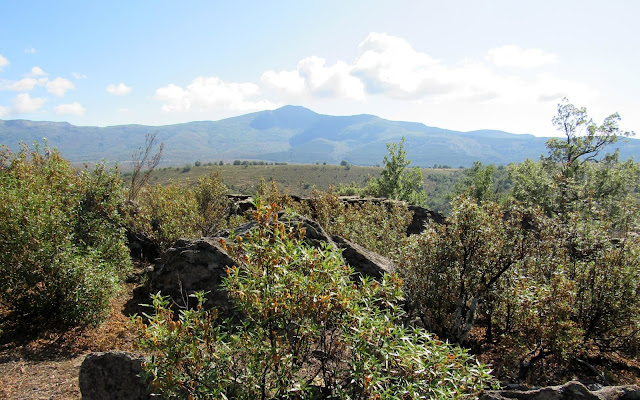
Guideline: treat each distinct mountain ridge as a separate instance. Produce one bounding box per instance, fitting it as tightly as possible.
[1,105,639,167]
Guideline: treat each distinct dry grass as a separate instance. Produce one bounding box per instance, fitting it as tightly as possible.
[134,163,460,197]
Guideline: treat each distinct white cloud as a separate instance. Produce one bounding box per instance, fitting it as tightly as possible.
[0,54,8,71]
[487,45,558,68]
[24,47,36,55]
[155,76,279,113]
[73,72,87,79]
[106,82,132,95]
[261,69,306,96]
[152,32,593,135]
[353,32,452,99]
[55,102,86,116]
[262,56,366,101]
[28,66,47,77]
[46,77,74,96]
[0,105,8,118]
[13,93,46,113]
[1,78,39,91]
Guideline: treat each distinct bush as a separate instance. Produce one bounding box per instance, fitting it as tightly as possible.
[0,144,131,326]
[193,171,231,236]
[128,184,199,251]
[309,189,413,259]
[399,196,531,344]
[399,194,640,376]
[129,173,239,251]
[135,200,496,399]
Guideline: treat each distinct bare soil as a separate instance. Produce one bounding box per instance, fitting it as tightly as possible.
[0,281,147,399]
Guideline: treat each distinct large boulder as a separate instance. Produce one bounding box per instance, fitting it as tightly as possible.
[332,235,395,280]
[480,381,640,400]
[79,351,152,400]
[149,236,235,311]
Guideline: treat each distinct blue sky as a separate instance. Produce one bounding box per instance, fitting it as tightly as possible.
[1,0,638,137]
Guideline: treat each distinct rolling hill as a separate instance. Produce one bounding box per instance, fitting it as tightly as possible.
[1,105,639,167]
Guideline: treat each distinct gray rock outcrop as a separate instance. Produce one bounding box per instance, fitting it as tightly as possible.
[480,381,640,400]
[149,236,235,311]
[332,235,395,280]
[79,351,152,400]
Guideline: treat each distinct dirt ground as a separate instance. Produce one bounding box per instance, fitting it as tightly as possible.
[0,283,144,399]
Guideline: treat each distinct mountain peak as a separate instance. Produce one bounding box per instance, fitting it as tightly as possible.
[251,105,319,130]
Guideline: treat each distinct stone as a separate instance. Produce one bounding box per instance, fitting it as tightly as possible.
[332,235,395,280]
[149,236,235,311]
[79,351,152,400]
[479,381,640,400]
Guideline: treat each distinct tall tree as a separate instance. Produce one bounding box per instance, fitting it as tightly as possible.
[510,99,637,221]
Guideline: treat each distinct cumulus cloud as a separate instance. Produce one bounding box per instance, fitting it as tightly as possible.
[0,54,8,71]
[155,76,279,113]
[353,32,454,99]
[347,33,589,106]
[106,82,132,95]
[261,69,306,96]
[487,45,558,68]
[55,102,86,116]
[153,32,592,125]
[13,93,46,113]
[28,66,47,77]
[262,56,366,101]
[1,78,39,91]
[46,77,74,96]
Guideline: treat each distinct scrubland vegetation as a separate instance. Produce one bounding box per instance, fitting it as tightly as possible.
[1,99,639,398]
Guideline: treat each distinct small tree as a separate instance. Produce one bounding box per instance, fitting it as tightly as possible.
[0,143,131,325]
[400,196,530,343]
[368,138,426,205]
[511,99,637,221]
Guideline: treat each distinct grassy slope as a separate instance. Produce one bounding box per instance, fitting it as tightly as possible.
[137,163,463,205]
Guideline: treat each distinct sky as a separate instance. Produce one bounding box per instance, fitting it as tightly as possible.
[0,0,638,137]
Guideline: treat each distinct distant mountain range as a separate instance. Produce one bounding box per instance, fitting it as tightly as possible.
[1,105,639,167]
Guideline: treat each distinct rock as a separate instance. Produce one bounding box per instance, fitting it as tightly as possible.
[479,381,640,400]
[149,237,235,311]
[79,351,152,400]
[126,229,161,262]
[225,194,445,236]
[407,204,445,235]
[332,235,395,280]
[595,385,640,400]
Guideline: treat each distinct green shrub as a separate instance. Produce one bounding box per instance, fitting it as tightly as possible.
[399,196,531,344]
[400,194,640,375]
[135,200,496,399]
[309,189,412,259]
[193,171,231,236]
[0,143,131,326]
[128,183,199,251]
